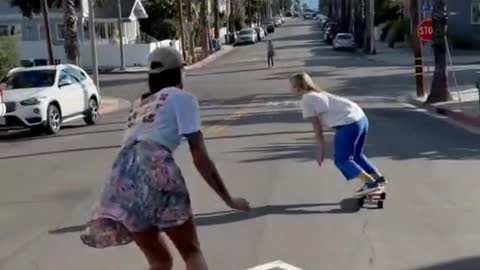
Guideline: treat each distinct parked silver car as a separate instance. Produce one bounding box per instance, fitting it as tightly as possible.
[235,28,258,45]
[333,33,356,51]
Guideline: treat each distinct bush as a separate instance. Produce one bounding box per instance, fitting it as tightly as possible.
[0,36,18,79]
[380,21,393,41]
[149,19,179,41]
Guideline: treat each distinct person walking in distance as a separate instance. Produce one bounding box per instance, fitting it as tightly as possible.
[81,47,250,270]
[289,72,388,196]
[267,39,275,67]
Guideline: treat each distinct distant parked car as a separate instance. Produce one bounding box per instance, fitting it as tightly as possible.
[255,27,266,41]
[235,28,258,45]
[323,24,340,44]
[303,10,314,19]
[0,64,101,134]
[333,33,356,51]
[274,17,283,26]
[265,21,275,33]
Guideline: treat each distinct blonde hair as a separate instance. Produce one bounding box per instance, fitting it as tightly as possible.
[289,72,320,92]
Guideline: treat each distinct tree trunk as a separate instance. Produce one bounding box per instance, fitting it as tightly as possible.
[426,0,452,103]
[185,0,195,63]
[200,0,209,58]
[41,0,55,65]
[62,0,79,65]
[213,0,220,38]
[177,0,187,61]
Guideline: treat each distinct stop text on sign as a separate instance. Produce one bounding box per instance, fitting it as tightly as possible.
[418,19,433,42]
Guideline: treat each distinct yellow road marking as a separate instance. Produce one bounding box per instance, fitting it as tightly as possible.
[204,107,255,136]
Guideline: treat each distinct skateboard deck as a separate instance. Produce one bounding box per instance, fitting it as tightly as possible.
[355,186,387,209]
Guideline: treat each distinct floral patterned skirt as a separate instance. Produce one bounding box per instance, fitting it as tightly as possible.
[80,140,192,249]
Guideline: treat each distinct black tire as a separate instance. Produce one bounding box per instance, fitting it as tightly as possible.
[357,198,364,208]
[45,104,62,135]
[377,201,384,209]
[85,98,99,125]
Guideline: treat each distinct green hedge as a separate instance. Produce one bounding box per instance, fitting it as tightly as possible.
[0,36,19,78]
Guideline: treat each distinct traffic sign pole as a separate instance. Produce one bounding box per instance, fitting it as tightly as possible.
[411,0,425,98]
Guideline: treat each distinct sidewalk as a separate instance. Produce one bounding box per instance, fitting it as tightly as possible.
[104,45,234,74]
[405,88,480,129]
[368,41,480,66]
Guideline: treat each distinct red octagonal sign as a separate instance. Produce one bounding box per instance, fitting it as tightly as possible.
[418,19,433,42]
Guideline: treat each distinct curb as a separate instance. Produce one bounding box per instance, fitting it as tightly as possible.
[185,46,234,70]
[99,97,131,115]
[402,95,480,128]
[101,46,235,74]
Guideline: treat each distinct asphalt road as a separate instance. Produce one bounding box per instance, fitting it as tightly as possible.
[1,19,480,270]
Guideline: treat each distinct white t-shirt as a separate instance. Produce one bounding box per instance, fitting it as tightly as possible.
[122,87,201,151]
[301,91,365,127]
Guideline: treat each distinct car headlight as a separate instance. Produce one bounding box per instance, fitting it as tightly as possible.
[20,96,47,106]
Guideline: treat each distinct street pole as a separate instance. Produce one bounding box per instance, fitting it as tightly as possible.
[411,0,425,97]
[177,0,187,61]
[88,0,99,90]
[117,0,126,71]
[41,0,55,65]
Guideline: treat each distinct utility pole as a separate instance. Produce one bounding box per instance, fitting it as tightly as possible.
[185,0,195,63]
[41,0,54,65]
[177,0,187,61]
[88,0,99,90]
[117,0,126,70]
[411,0,425,97]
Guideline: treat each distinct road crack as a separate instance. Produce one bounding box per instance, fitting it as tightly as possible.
[362,218,377,269]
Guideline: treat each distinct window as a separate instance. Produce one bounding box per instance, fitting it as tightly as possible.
[95,22,107,39]
[56,23,65,40]
[65,67,86,82]
[472,3,480,24]
[59,69,80,86]
[0,25,8,36]
[5,70,56,90]
[39,25,46,40]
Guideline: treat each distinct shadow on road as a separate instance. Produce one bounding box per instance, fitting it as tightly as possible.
[48,200,362,234]
[0,144,121,160]
[194,200,362,226]
[408,256,480,270]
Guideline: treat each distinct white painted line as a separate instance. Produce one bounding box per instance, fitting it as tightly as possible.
[245,260,304,270]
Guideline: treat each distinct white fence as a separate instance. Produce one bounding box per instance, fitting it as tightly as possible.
[20,39,182,69]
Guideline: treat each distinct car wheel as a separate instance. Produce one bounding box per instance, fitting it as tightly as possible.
[45,104,62,135]
[85,97,99,125]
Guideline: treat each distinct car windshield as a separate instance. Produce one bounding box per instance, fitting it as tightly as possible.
[4,69,56,90]
[337,34,353,40]
[240,29,254,35]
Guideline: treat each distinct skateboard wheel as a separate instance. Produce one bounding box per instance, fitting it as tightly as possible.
[377,201,384,209]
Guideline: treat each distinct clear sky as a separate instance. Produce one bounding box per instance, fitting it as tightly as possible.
[304,0,319,10]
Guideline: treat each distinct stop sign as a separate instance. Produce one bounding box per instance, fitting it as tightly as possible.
[418,19,433,42]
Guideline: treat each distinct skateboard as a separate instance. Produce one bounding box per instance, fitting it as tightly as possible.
[355,186,387,209]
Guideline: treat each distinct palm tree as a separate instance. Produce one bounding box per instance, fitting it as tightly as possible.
[62,0,79,64]
[426,0,452,103]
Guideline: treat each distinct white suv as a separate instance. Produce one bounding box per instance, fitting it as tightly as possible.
[0,64,101,134]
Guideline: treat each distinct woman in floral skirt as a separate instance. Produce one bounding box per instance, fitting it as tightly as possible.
[81,47,250,270]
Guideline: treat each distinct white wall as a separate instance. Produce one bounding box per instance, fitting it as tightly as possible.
[20,40,182,69]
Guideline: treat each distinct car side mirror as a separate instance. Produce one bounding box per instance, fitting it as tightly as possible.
[58,78,73,87]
